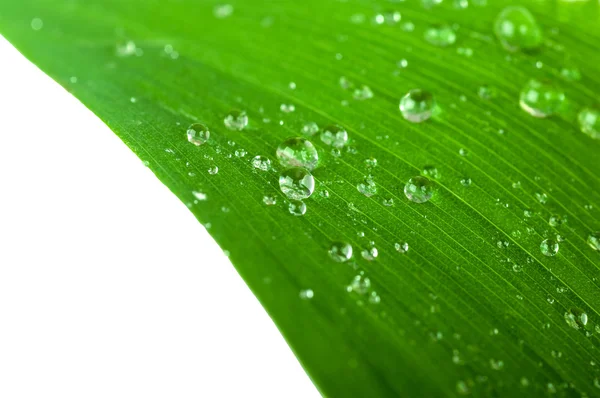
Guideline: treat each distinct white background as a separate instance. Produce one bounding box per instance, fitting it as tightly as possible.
[0,36,319,397]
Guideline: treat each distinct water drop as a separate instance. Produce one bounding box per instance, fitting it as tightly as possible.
[192,191,207,201]
[382,198,394,207]
[214,4,234,18]
[321,125,349,148]
[353,85,374,100]
[459,148,468,156]
[577,107,600,140]
[519,79,565,118]
[288,82,297,90]
[251,155,271,171]
[279,167,315,200]
[535,192,548,204]
[368,291,381,304]
[564,308,588,330]
[301,122,319,136]
[263,195,277,206]
[339,76,353,89]
[223,109,249,131]
[399,89,435,123]
[587,231,600,251]
[422,165,439,179]
[299,289,314,300]
[280,103,296,113]
[460,177,472,187]
[31,18,43,31]
[328,242,353,262]
[276,137,319,170]
[208,165,219,175]
[548,214,566,227]
[186,123,210,146]
[395,242,409,253]
[559,66,581,82]
[361,243,378,261]
[375,10,401,25]
[357,176,377,197]
[365,157,378,169]
[456,381,470,395]
[493,6,543,52]
[234,148,247,157]
[404,176,433,203]
[489,358,504,370]
[347,275,371,294]
[478,85,497,100]
[424,25,457,47]
[540,238,559,256]
[288,200,307,216]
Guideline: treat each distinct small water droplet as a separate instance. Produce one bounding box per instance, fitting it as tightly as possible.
[279,167,315,200]
[301,122,319,136]
[276,137,319,170]
[234,148,247,157]
[347,274,371,294]
[320,189,330,198]
[460,177,472,187]
[424,24,457,46]
[548,214,566,227]
[357,176,377,197]
[353,85,374,100]
[329,242,353,262]
[493,6,543,52]
[288,82,297,90]
[519,79,565,118]
[456,380,470,395]
[280,103,296,113]
[395,242,409,253]
[288,200,307,216]
[535,192,548,204]
[478,85,497,100]
[540,238,559,256]
[223,110,249,131]
[251,155,271,171]
[208,165,219,175]
[192,191,207,201]
[564,308,588,330]
[364,157,378,169]
[263,195,277,206]
[421,165,439,179]
[459,148,468,156]
[399,89,435,123]
[577,107,600,140]
[512,181,521,189]
[375,10,401,25]
[587,231,600,251]
[490,358,504,370]
[559,66,581,82]
[186,123,210,146]
[361,243,378,261]
[382,198,394,207]
[299,289,314,300]
[404,176,433,203]
[321,125,349,148]
[214,4,234,18]
[31,17,43,31]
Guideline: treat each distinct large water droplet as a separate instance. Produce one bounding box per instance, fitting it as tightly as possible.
[251,155,271,171]
[328,242,353,262]
[223,110,249,131]
[186,123,210,146]
[357,176,377,197]
[587,231,600,251]
[494,6,543,52]
[321,125,349,148]
[276,137,319,170]
[577,107,600,140]
[404,176,433,203]
[399,89,435,123]
[424,25,457,47]
[564,308,588,330]
[288,200,307,216]
[540,238,559,256]
[279,167,315,200]
[519,79,565,118]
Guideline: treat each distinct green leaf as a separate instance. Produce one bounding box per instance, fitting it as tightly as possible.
[2,0,599,396]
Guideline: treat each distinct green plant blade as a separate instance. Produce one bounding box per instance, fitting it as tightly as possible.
[2,1,599,396]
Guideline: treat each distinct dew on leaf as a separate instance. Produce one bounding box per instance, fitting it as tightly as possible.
[395,242,409,253]
[279,167,315,200]
[347,274,371,294]
[186,123,210,146]
[540,239,559,256]
[276,137,319,170]
[251,155,271,171]
[564,308,588,330]
[460,177,472,187]
[321,125,349,148]
[329,242,353,262]
[577,107,600,140]
[208,165,219,175]
[494,6,543,52]
[357,176,377,197]
[192,191,207,201]
[587,231,600,251]
[424,25,457,47]
[263,195,277,206]
[519,79,565,118]
[234,148,247,157]
[299,289,314,300]
[478,85,497,100]
[361,243,378,261]
[375,10,401,25]
[301,122,319,136]
[214,4,234,18]
[535,192,548,204]
[353,85,374,100]
[548,214,566,227]
[288,200,307,216]
[280,103,296,113]
[382,198,394,207]
[404,176,433,203]
[399,89,435,123]
[223,109,248,130]
[422,165,439,179]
